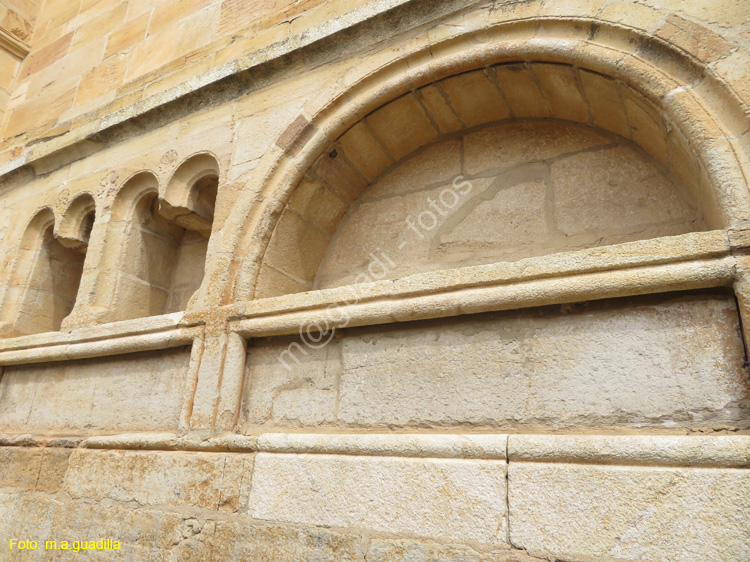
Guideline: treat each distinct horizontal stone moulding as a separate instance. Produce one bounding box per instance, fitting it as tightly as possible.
[48,432,750,468]
[255,433,509,459]
[509,434,750,468]
[0,311,192,353]
[0,325,202,366]
[235,230,732,322]
[232,256,736,339]
[81,432,259,453]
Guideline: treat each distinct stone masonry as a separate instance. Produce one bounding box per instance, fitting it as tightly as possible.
[0,0,748,561]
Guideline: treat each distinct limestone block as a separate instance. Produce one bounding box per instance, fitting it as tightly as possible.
[437,178,550,258]
[509,462,750,562]
[509,434,750,468]
[105,11,149,57]
[65,449,253,511]
[0,448,71,493]
[463,120,607,176]
[111,273,168,319]
[248,453,508,544]
[175,520,366,562]
[532,62,589,123]
[599,1,666,32]
[254,264,309,298]
[666,126,705,205]
[287,177,348,237]
[621,85,668,163]
[231,96,307,166]
[338,121,393,182]
[579,69,630,138]
[0,347,190,434]
[712,48,750,110]
[125,25,180,82]
[312,148,369,204]
[263,210,331,282]
[552,145,699,235]
[492,64,549,119]
[366,92,439,161]
[0,447,44,491]
[333,292,748,430]
[256,433,508,460]
[416,83,463,134]
[440,69,511,128]
[0,494,183,561]
[76,54,127,107]
[315,183,452,285]
[363,138,461,200]
[243,335,339,427]
[656,14,735,64]
[540,0,607,16]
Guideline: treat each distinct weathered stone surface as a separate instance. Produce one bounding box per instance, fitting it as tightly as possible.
[244,291,749,430]
[175,520,366,562]
[64,449,254,511]
[552,145,699,234]
[0,2,748,560]
[0,447,71,493]
[313,119,703,289]
[244,335,339,427]
[0,347,190,433]
[248,453,508,544]
[509,463,750,562]
[0,494,183,561]
[338,292,748,429]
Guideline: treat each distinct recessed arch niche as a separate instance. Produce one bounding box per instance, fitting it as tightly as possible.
[254,60,718,297]
[106,157,218,321]
[9,208,87,335]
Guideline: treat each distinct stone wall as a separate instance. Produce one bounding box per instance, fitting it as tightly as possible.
[244,291,749,432]
[0,0,748,560]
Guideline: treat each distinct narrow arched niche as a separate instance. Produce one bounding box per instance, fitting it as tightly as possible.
[255,61,715,297]
[109,161,218,321]
[13,209,86,335]
[161,154,218,313]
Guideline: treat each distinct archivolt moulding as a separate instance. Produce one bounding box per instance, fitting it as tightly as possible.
[213,17,750,306]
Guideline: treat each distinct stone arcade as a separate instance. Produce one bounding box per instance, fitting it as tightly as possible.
[0,0,748,560]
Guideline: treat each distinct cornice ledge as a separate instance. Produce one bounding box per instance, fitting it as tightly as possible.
[0,26,30,59]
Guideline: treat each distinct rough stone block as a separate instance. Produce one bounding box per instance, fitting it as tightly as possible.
[509,462,750,562]
[0,347,191,434]
[363,138,461,200]
[248,452,508,544]
[440,69,511,128]
[621,85,668,162]
[463,120,606,176]
[243,334,339,427]
[65,449,253,511]
[287,177,348,237]
[329,292,747,430]
[338,121,393,182]
[552,144,699,235]
[263,209,331,283]
[531,62,589,123]
[175,520,365,562]
[416,83,463,134]
[366,93,439,161]
[492,63,549,119]
[579,69,630,138]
